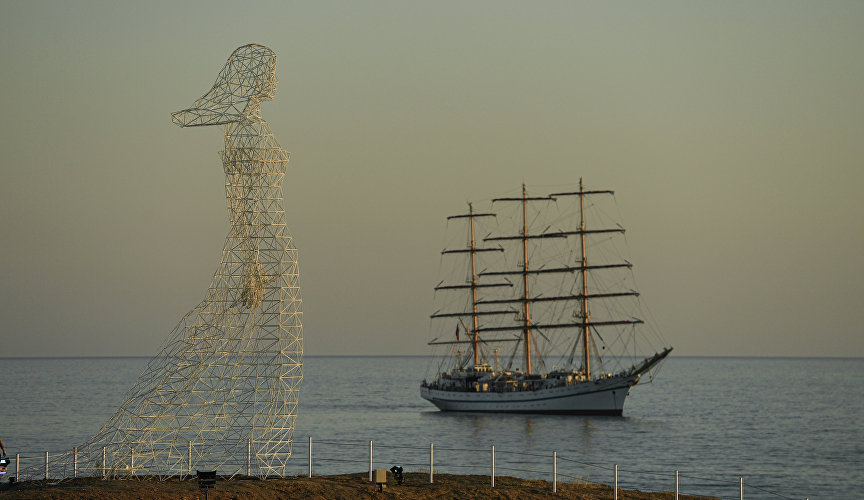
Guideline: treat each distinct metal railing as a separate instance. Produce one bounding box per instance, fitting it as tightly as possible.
[3,438,807,500]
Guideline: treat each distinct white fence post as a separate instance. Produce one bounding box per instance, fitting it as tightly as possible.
[308,436,312,478]
[16,453,20,480]
[491,445,495,488]
[675,469,679,500]
[188,441,192,477]
[45,451,48,480]
[74,447,78,478]
[614,464,618,500]
[102,447,106,479]
[552,451,557,493]
[368,440,373,482]
[247,438,252,477]
[429,443,434,483]
[740,477,743,500]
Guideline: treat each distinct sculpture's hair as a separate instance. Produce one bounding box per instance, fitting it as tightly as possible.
[172,43,278,127]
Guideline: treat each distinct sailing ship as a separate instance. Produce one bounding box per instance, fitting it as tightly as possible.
[420,181,672,415]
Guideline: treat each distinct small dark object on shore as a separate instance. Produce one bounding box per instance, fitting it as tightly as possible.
[197,470,216,500]
[389,465,404,485]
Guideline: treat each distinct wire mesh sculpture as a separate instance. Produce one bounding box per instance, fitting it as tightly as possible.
[32,44,303,479]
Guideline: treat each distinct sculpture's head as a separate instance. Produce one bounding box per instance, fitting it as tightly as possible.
[172,44,277,127]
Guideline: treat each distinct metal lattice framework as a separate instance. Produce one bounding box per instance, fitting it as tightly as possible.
[34,44,303,479]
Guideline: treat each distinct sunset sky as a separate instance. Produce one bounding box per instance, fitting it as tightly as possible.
[1,1,861,357]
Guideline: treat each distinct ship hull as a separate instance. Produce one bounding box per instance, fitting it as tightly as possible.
[420,375,636,415]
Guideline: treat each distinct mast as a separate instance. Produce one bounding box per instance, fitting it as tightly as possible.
[550,179,617,380]
[430,206,510,356]
[578,178,591,378]
[469,203,480,364]
[487,184,555,375]
[521,184,533,374]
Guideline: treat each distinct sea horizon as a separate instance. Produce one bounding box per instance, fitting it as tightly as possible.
[2,354,862,360]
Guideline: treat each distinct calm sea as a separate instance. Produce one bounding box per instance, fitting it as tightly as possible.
[1,356,860,499]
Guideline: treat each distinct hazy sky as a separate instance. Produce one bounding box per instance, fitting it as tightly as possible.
[1,1,861,358]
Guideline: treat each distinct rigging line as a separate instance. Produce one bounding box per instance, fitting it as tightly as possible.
[457,317,470,339]
[532,325,551,343]
[435,352,447,378]
[530,332,546,374]
[591,329,604,374]
[478,342,489,364]
[567,334,580,367]
[611,199,667,348]
[591,324,605,346]
[506,337,521,371]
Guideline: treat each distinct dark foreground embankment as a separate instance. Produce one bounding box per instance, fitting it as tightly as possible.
[1,472,720,499]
